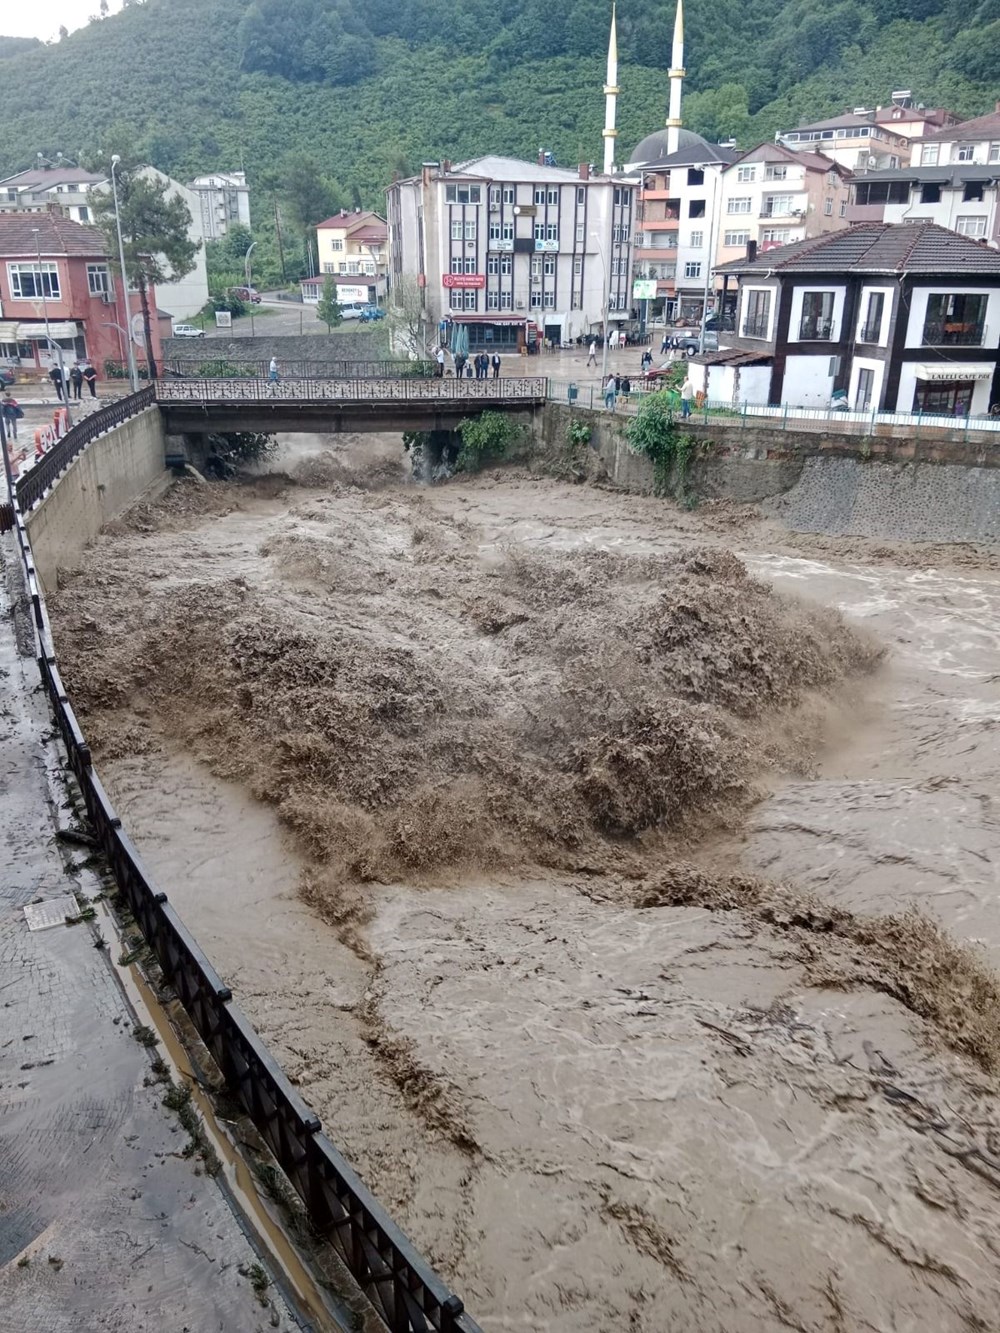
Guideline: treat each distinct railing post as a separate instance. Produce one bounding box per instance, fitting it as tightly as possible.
[782,403,788,431]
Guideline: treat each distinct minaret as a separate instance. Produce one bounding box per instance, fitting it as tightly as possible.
[602,3,619,175]
[666,0,685,155]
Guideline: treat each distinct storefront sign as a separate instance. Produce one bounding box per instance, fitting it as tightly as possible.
[534,239,559,252]
[632,279,658,300]
[914,362,992,381]
[488,240,514,252]
[442,273,486,289]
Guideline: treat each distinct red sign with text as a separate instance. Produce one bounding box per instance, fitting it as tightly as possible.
[442,273,486,289]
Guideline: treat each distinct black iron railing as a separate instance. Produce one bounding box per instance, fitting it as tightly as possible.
[155,376,547,404]
[7,472,482,1333]
[15,386,157,513]
[163,357,435,381]
[741,316,771,339]
[858,320,882,344]
[921,322,985,347]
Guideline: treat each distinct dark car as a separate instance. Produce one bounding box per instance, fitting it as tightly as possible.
[231,286,262,303]
[360,305,386,322]
[0,367,15,387]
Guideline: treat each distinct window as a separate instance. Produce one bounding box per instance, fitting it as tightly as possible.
[531,256,542,276]
[451,221,463,240]
[737,165,756,182]
[723,230,750,246]
[338,263,347,273]
[503,186,515,204]
[612,224,630,242]
[743,288,771,338]
[688,168,704,187]
[576,224,584,243]
[859,291,884,343]
[500,255,512,275]
[322,262,335,274]
[8,262,60,299]
[853,180,910,206]
[487,290,499,309]
[534,188,546,205]
[331,239,344,251]
[500,290,512,309]
[547,188,558,204]
[445,185,481,203]
[464,290,477,310]
[684,261,702,278]
[534,222,545,240]
[502,221,513,241]
[689,199,706,219]
[798,290,835,340]
[921,183,941,204]
[464,221,476,240]
[990,144,1000,164]
[764,164,787,181]
[489,186,501,206]
[690,229,704,247]
[546,224,558,241]
[487,255,499,274]
[577,186,585,204]
[347,261,360,274]
[613,186,631,205]
[530,290,542,308]
[543,256,555,275]
[573,256,582,275]
[78,206,89,222]
[543,291,555,308]
[762,194,795,217]
[964,181,985,202]
[87,264,110,296]
[856,366,875,411]
[957,145,975,162]
[956,215,988,237]
[489,220,502,242]
[610,258,622,276]
[450,289,464,310]
[728,197,751,214]
[464,256,476,274]
[840,199,847,217]
[451,256,464,273]
[824,198,833,215]
[920,145,939,166]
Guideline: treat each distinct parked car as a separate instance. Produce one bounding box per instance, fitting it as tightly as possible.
[339,303,365,321]
[231,286,262,304]
[172,324,205,338]
[360,305,386,322]
[0,366,16,387]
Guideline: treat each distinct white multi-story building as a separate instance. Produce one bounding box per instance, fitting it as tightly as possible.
[188,171,251,241]
[386,155,637,352]
[776,111,910,171]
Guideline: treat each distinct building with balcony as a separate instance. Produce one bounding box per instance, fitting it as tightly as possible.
[0,211,162,377]
[188,171,251,241]
[776,111,911,171]
[306,210,389,306]
[710,221,1000,414]
[385,156,636,351]
[716,144,852,274]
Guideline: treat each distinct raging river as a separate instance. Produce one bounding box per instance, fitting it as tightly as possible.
[49,436,1000,1331]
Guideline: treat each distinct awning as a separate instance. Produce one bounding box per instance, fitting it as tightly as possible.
[21,322,80,341]
[0,322,20,340]
[914,362,994,382]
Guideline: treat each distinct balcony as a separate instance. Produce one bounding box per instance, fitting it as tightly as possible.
[858,320,882,343]
[742,316,770,339]
[922,321,985,347]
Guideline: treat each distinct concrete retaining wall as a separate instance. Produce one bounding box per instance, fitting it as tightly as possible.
[26,408,169,592]
[162,333,379,366]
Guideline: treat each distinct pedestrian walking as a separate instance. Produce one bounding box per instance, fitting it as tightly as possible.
[491,354,501,379]
[660,333,668,355]
[69,362,84,400]
[2,391,23,441]
[604,372,617,412]
[641,350,653,372]
[680,374,694,419]
[48,363,66,401]
[587,340,597,367]
[268,356,279,383]
[82,361,98,397]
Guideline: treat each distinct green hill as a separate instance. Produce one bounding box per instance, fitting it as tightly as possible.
[1,0,998,209]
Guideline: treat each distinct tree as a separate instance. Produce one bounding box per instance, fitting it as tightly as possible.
[58,25,69,40]
[88,145,199,380]
[380,274,429,360]
[316,277,343,331]
[280,152,344,235]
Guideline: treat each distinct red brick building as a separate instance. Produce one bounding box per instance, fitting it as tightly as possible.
[0,211,162,380]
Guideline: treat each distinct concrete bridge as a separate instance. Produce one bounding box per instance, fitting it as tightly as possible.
[156,375,548,435]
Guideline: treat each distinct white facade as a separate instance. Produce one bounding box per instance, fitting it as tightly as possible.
[915,136,1000,169]
[189,171,252,241]
[140,169,209,321]
[386,156,637,348]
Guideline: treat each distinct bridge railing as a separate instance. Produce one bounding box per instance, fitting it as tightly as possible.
[15,386,157,512]
[163,357,436,381]
[156,376,548,403]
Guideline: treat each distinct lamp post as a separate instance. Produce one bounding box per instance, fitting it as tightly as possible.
[110,155,140,392]
[590,229,610,381]
[32,228,73,427]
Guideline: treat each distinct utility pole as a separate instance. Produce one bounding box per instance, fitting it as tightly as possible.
[110,156,140,392]
[273,194,287,284]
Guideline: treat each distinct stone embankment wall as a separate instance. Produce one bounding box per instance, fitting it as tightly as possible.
[535,404,1000,543]
[26,408,169,592]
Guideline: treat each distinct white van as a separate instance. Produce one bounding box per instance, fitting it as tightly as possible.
[339,303,364,321]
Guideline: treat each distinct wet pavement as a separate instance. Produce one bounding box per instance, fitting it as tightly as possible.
[0,534,302,1332]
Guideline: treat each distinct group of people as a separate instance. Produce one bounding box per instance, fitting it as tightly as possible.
[48,361,98,401]
[432,347,502,380]
[602,373,633,411]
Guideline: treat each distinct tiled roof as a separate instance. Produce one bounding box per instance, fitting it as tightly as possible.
[854,164,1000,185]
[716,221,1000,275]
[921,109,1000,143]
[730,141,846,175]
[0,166,105,190]
[784,112,879,133]
[0,212,108,257]
[316,209,386,231]
[630,142,739,171]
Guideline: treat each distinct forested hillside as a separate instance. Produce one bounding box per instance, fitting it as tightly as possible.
[1,0,998,208]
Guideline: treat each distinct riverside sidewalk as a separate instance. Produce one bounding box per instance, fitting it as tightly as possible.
[0,535,302,1332]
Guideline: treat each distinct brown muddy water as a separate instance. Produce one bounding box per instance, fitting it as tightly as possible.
[48,436,1000,1331]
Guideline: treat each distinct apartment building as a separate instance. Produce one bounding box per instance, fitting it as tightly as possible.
[711,221,1000,414]
[776,111,910,171]
[717,144,852,271]
[302,209,388,305]
[386,156,637,351]
[0,211,162,376]
[188,171,251,241]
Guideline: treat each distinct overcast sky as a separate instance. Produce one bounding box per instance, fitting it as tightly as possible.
[4,0,123,42]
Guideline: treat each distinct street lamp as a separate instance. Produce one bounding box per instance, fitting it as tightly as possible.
[590,229,611,380]
[244,240,257,290]
[110,155,140,392]
[32,228,73,427]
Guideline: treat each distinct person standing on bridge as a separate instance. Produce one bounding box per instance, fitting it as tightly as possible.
[269,356,280,383]
[48,363,66,402]
[492,354,501,379]
[70,362,84,400]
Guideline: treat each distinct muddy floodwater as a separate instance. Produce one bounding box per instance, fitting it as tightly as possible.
[49,437,1000,1331]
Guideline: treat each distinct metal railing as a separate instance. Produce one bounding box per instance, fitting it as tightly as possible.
[15,386,157,512]
[156,376,548,403]
[5,417,482,1332]
[741,317,770,340]
[163,357,435,381]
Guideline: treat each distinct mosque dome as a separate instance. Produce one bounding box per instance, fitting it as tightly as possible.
[627,126,714,165]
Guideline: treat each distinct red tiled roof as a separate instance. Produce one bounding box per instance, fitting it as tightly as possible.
[315,209,386,232]
[0,212,109,258]
[921,109,1000,143]
[717,220,1000,274]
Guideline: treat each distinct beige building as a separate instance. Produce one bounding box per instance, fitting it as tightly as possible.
[716,144,852,270]
[777,111,911,171]
[314,210,388,301]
